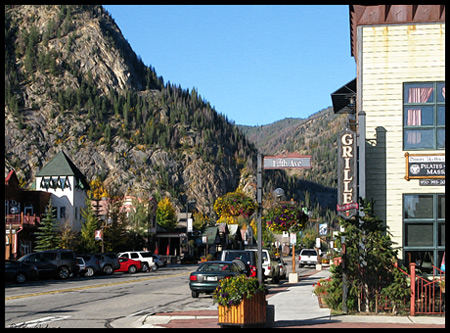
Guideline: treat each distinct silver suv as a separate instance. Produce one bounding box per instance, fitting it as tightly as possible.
[117,251,157,272]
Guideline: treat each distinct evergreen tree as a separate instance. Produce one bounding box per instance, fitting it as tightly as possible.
[326,198,409,313]
[103,201,130,253]
[127,197,152,250]
[80,194,100,253]
[35,199,60,251]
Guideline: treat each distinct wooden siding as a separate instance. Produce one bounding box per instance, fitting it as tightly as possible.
[359,23,445,252]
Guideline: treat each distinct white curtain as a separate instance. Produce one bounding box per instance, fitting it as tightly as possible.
[406,87,433,144]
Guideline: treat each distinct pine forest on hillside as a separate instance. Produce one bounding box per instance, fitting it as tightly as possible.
[5,5,345,225]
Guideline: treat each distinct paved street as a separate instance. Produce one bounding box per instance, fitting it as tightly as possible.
[4,259,307,328]
[5,265,207,328]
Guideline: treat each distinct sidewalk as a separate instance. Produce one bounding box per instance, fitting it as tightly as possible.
[131,268,446,328]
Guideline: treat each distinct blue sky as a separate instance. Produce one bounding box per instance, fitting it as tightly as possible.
[103,5,356,126]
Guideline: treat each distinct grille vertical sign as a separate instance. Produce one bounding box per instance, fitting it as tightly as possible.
[337,129,358,219]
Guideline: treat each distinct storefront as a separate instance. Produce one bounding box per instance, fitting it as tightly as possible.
[332,5,445,270]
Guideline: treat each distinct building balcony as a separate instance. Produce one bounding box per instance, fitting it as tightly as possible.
[4,213,41,228]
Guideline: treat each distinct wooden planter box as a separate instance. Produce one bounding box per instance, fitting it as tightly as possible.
[317,295,329,308]
[218,291,266,327]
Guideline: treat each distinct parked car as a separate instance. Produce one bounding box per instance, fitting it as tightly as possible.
[246,248,280,283]
[276,256,288,279]
[189,260,245,298]
[18,249,79,280]
[5,260,38,284]
[76,255,101,277]
[220,249,257,277]
[115,257,142,274]
[152,254,166,268]
[91,253,120,275]
[298,249,318,268]
[117,251,156,272]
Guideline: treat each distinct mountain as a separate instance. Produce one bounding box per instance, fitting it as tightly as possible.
[5,5,256,215]
[239,107,347,189]
[5,5,344,219]
[239,107,347,215]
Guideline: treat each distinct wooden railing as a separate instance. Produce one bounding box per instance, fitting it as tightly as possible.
[333,258,445,316]
[396,262,445,316]
[4,213,41,227]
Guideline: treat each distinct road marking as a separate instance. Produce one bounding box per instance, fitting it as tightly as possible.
[5,272,189,301]
[8,315,71,328]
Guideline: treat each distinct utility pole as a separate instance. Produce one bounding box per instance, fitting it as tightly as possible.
[256,153,263,284]
[341,236,348,313]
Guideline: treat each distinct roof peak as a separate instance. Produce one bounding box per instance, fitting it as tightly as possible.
[36,150,89,189]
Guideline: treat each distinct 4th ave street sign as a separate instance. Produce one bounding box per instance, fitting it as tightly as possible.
[263,153,311,170]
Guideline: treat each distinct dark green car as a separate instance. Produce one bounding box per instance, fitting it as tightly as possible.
[189,261,245,298]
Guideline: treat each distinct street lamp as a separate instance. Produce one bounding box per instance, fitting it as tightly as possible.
[186,199,195,233]
[273,188,285,202]
[9,206,19,259]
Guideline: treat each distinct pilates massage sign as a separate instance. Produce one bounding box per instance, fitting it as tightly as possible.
[337,129,358,219]
[405,153,445,180]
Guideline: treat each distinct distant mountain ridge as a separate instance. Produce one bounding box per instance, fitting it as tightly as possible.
[239,107,347,189]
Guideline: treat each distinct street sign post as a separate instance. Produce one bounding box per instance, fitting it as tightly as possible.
[257,153,312,283]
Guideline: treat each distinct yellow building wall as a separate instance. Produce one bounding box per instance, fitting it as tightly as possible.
[359,23,445,255]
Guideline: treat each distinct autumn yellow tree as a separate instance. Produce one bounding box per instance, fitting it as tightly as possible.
[88,177,109,200]
[156,197,178,231]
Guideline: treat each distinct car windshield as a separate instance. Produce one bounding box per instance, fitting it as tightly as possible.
[224,252,250,263]
[198,263,232,272]
[302,250,317,256]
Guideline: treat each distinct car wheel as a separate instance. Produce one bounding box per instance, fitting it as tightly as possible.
[84,267,95,277]
[272,274,280,284]
[141,263,149,272]
[191,290,199,298]
[103,265,113,275]
[128,265,137,274]
[15,272,27,284]
[58,266,70,280]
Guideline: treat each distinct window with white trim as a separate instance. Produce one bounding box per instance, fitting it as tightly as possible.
[403,82,445,150]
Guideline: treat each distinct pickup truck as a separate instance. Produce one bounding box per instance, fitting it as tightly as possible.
[298,249,318,268]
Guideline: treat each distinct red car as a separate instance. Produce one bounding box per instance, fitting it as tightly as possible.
[115,257,142,274]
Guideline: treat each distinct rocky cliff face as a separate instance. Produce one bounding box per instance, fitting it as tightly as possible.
[5,5,255,216]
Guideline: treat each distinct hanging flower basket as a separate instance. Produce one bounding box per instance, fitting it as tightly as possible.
[265,204,308,234]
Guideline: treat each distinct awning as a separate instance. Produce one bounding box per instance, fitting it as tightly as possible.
[203,226,220,245]
[331,78,357,114]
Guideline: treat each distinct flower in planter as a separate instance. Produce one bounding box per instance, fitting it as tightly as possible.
[312,277,331,296]
[213,275,265,307]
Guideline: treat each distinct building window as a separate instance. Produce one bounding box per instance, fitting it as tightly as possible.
[403,82,445,150]
[403,193,445,274]
[59,207,66,219]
